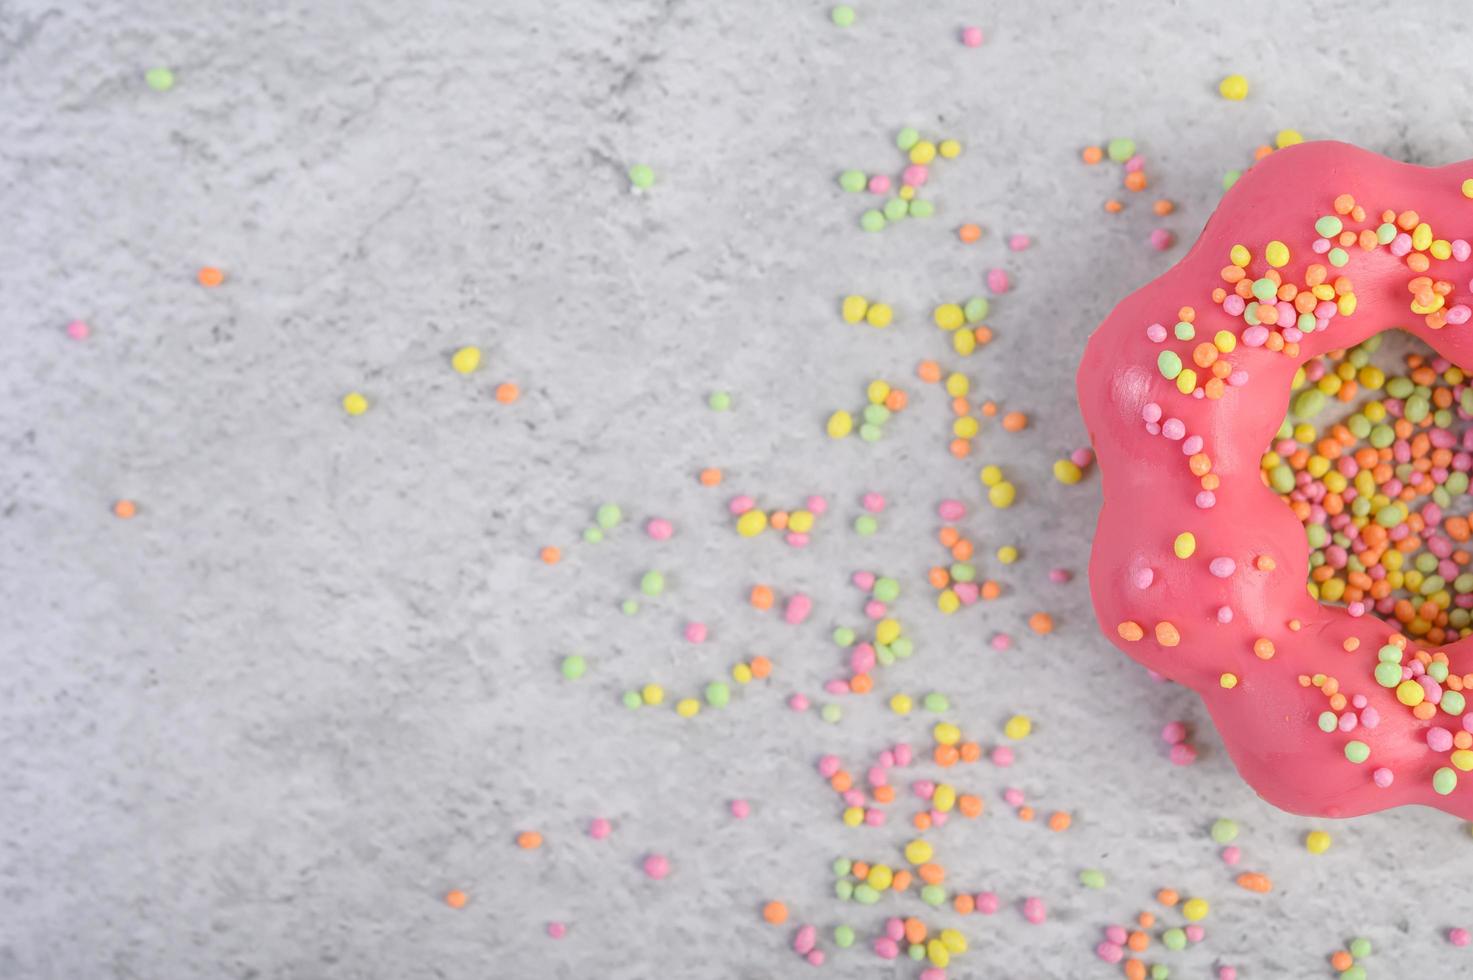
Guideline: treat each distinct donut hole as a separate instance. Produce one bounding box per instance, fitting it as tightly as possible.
[1267,330,1473,644]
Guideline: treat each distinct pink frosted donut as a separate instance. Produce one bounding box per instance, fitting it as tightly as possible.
[1079,141,1473,818]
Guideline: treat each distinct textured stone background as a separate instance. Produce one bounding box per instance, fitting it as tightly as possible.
[4,1,1473,977]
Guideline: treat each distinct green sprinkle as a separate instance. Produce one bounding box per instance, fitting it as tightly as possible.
[582,527,604,543]
[640,570,666,596]
[1251,277,1278,302]
[145,67,175,91]
[1151,966,1169,980]
[1162,927,1186,951]
[1293,389,1327,418]
[821,703,843,723]
[833,626,856,647]
[854,514,878,535]
[1106,138,1136,163]
[1377,222,1397,244]
[919,884,946,906]
[1374,504,1403,528]
[595,503,623,529]
[1435,766,1458,795]
[1210,818,1239,843]
[858,422,883,442]
[1340,967,1366,980]
[949,562,976,583]
[882,197,909,221]
[922,692,950,712]
[830,5,856,26]
[621,599,640,615]
[908,943,926,961]
[628,163,655,189]
[1349,937,1372,959]
[896,127,920,151]
[1314,215,1343,238]
[834,925,855,948]
[1344,740,1370,764]
[1157,350,1183,379]
[1405,394,1430,422]
[853,882,878,903]
[705,681,730,707]
[621,690,642,709]
[1243,302,1261,326]
[1078,868,1108,889]
[834,879,854,900]
[1385,376,1414,398]
[1328,246,1349,267]
[832,857,852,876]
[708,391,732,411]
[1317,711,1337,733]
[1173,320,1195,340]
[860,209,887,232]
[1269,463,1295,494]
[872,576,900,602]
[1374,662,1402,687]
[560,655,587,680]
[964,297,990,322]
[1442,690,1466,715]
[1223,170,1242,191]
[838,169,866,192]
[890,637,914,658]
[862,403,890,425]
[875,645,895,666]
[908,199,935,219]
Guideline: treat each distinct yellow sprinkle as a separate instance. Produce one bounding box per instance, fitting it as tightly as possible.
[934,304,965,331]
[1218,74,1249,101]
[675,697,700,718]
[826,410,854,439]
[1174,532,1196,559]
[889,693,914,715]
[451,346,482,374]
[1275,129,1303,149]
[1264,241,1290,267]
[342,392,369,415]
[865,303,893,328]
[938,139,962,159]
[1229,243,1251,267]
[1305,830,1332,854]
[1463,178,1473,199]
[841,295,869,323]
[1220,672,1238,689]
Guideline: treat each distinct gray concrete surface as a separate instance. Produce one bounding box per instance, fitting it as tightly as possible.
[4,0,1473,977]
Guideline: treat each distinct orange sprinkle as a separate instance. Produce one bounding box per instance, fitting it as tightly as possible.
[1253,637,1276,660]
[750,655,772,678]
[958,793,983,818]
[904,917,927,945]
[1017,805,1035,821]
[1153,199,1175,216]
[958,223,982,243]
[1137,911,1156,928]
[917,862,945,885]
[112,499,138,519]
[890,869,910,890]
[698,467,723,486]
[1046,810,1071,832]
[916,360,942,383]
[538,546,561,565]
[1235,871,1273,893]
[1330,951,1353,971]
[495,382,521,403]
[749,585,774,610]
[445,889,468,909]
[1028,612,1054,635]
[762,900,789,925]
[953,893,975,914]
[934,743,960,767]
[1124,959,1147,980]
[1082,146,1103,164]
[1126,930,1150,952]
[1104,199,1123,213]
[1001,411,1029,432]
[1156,888,1179,906]
[1118,620,1144,641]
[1154,621,1180,646]
[516,830,543,850]
[197,266,225,287]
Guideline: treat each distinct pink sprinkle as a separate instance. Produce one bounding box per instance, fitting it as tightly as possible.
[1071,448,1094,467]
[1450,928,1470,947]
[793,924,816,955]
[784,532,809,548]
[863,599,887,619]
[684,622,707,643]
[937,499,967,521]
[852,571,876,590]
[645,517,674,540]
[1196,491,1216,509]
[818,755,841,778]
[1021,897,1047,924]
[1242,325,1270,347]
[1105,926,1128,945]
[788,693,810,711]
[1146,323,1168,342]
[991,746,1015,767]
[1209,557,1237,578]
[1217,606,1234,624]
[1003,787,1025,806]
[66,320,90,340]
[1449,305,1472,326]
[642,854,670,880]
[546,921,567,939]
[1429,727,1455,752]
[1133,568,1155,589]
[867,174,891,195]
[913,779,936,800]
[901,164,929,187]
[986,267,1011,293]
[874,937,900,959]
[1008,233,1032,251]
[918,970,943,980]
[893,743,913,766]
[1049,567,1072,583]
[975,891,999,914]
[990,632,1012,651]
[1096,942,1124,964]
[861,491,886,512]
[806,495,828,514]
[1169,743,1198,766]
[1125,155,1145,172]
[729,495,755,515]
[729,799,751,819]
[864,807,886,827]
[1219,968,1238,980]
[588,817,612,839]
[784,594,813,624]
[960,25,983,46]
[1160,721,1187,744]
[823,679,850,695]
[1142,402,1163,423]
[1221,845,1240,865]
[1454,239,1471,262]
[1161,417,1186,440]
[1373,766,1394,788]
[1149,228,1175,251]
[807,950,826,967]
[1184,925,1205,942]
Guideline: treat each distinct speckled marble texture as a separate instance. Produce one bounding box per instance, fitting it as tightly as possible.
[4,1,1473,978]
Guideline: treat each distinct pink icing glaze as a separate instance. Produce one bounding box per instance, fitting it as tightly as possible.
[1078,141,1473,819]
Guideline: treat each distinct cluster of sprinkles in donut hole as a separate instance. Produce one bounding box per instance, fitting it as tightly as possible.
[1120,181,1473,799]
